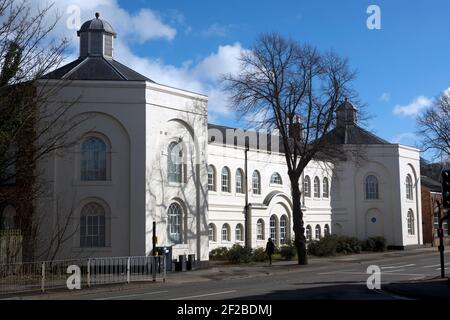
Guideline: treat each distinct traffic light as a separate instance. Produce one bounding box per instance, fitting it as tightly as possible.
[443,170,450,209]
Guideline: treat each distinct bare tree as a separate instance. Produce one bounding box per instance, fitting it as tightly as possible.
[417,93,450,161]
[223,33,356,265]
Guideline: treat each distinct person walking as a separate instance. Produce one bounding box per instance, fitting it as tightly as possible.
[265,238,275,265]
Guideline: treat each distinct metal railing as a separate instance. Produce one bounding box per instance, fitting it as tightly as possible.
[0,255,166,295]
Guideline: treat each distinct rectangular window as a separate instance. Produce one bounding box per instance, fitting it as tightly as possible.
[257,223,263,240]
[221,174,229,192]
[208,172,214,191]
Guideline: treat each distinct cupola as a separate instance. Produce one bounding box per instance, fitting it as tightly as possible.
[336,98,357,127]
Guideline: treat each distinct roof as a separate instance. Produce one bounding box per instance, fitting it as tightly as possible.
[421,175,442,192]
[336,99,357,112]
[324,125,391,145]
[78,14,116,36]
[42,57,153,82]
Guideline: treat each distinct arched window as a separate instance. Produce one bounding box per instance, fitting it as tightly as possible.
[304,176,311,198]
[280,215,288,245]
[235,224,244,242]
[365,175,379,199]
[168,203,182,243]
[306,225,312,241]
[270,172,282,185]
[314,177,320,198]
[80,202,106,247]
[315,224,321,240]
[257,219,265,240]
[406,174,413,200]
[236,169,244,194]
[168,142,183,183]
[81,137,107,181]
[252,170,261,195]
[324,224,330,236]
[323,177,329,198]
[221,224,230,242]
[0,205,16,230]
[270,215,278,243]
[208,223,216,242]
[207,165,216,191]
[407,209,415,236]
[221,167,231,192]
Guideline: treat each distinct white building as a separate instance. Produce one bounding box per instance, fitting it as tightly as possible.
[30,15,421,266]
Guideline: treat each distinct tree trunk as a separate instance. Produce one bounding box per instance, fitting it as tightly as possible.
[290,177,308,265]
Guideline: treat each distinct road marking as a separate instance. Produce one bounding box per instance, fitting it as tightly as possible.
[170,290,237,300]
[383,269,405,273]
[95,290,168,300]
[435,267,450,271]
[381,264,415,269]
[423,263,450,268]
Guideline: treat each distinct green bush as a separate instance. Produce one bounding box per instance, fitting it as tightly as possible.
[279,241,297,260]
[362,236,387,252]
[209,247,229,260]
[226,244,252,264]
[251,247,267,262]
[307,235,339,256]
[336,236,362,254]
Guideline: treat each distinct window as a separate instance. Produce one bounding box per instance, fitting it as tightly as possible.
[0,205,16,230]
[235,224,244,242]
[306,225,312,241]
[221,167,231,192]
[236,169,244,194]
[304,176,311,197]
[280,215,288,245]
[270,172,282,185]
[221,224,230,242]
[257,219,264,240]
[252,170,261,195]
[168,203,182,243]
[207,165,216,191]
[323,178,329,198]
[270,215,277,243]
[315,224,321,240]
[407,209,415,236]
[433,210,439,237]
[168,142,183,183]
[406,174,413,200]
[314,177,320,198]
[81,137,107,181]
[208,223,216,242]
[365,175,379,199]
[324,224,330,236]
[80,202,106,247]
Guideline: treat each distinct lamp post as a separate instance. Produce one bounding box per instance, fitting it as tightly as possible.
[244,144,252,248]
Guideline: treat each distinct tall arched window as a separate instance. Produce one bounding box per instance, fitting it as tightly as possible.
[270,172,282,185]
[252,170,261,195]
[0,205,16,230]
[221,224,230,242]
[323,177,329,198]
[407,209,415,236]
[324,224,330,236]
[80,202,106,247]
[365,175,379,199]
[168,142,183,183]
[304,176,311,197]
[280,215,288,245]
[168,203,182,243]
[257,219,265,240]
[207,165,216,191]
[306,225,312,241]
[208,223,216,242]
[406,174,413,200]
[270,215,278,243]
[314,177,320,198]
[315,224,321,240]
[235,224,244,242]
[81,137,107,181]
[236,169,244,194]
[221,167,231,192]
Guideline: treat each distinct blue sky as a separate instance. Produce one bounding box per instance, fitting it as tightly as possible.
[50,0,450,157]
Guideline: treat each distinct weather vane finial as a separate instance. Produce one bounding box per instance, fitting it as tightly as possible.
[95,12,100,19]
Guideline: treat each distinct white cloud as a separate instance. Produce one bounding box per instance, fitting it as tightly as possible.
[393,96,432,117]
[379,92,390,102]
[201,23,232,37]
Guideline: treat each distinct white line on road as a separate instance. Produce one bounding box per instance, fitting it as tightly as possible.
[381,264,415,269]
[170,290,237,300]
[95,290,169,300]
[423,263,450,268]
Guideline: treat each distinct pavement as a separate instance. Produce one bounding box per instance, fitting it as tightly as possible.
[2,247,450,300]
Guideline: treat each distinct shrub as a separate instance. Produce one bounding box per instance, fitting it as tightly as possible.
[226,244,252,264]
[362,236,387,252]
[209,247,229,260]
[307,235,338,256]
[336,236,362,254]
[252,247,267,262]
[279,240,297,260]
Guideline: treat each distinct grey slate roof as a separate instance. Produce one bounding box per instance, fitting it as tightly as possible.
[421,175,442,192]
[78,16,116,36]
[42,57,153,82]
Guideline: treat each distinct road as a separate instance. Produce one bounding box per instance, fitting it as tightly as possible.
[6,248,450,300]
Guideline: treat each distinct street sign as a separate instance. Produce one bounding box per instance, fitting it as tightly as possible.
[437,228,444,238]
